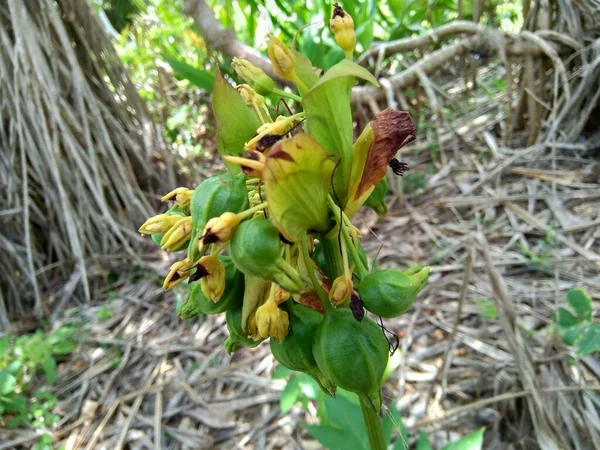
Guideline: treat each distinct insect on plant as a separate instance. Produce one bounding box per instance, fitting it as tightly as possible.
[138,4,429,449]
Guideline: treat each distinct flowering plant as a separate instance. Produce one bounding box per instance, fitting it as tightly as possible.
[139,4,428,448]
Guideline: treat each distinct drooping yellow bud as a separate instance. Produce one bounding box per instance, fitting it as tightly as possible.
[329,275,352,306]
[160,216,192,251]
[232,57,276,95]
[200,212,241,246]
[161,187,193,209]
[267,36,296,81]
[138,214,182,235]
[163,257,195,290]
[330,4,356,58]
[247,311,262,341]
[236,84,265,107]
[255,297,289,342]
[222,151,266,178]
[198,255,226,302]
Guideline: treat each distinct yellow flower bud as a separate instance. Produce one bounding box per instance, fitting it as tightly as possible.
[274,285,290,305]
[138,214,182,235]
[161,187,193,209]
[222,151,266,178]
[255,298,289,342]
[245,115,296,151]
[200,212,241,246]
[329,275,352,306]
[247,311,262,341]
[330,4,356,56]
[160,217,192,251]
[198,255,226,302]
[232,57,276,95]
[267,36,296,81]
[236,84,265,107]
[163,258,195,290]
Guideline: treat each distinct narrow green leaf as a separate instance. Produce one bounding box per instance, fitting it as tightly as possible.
[212,68,261,173]
[280,376,301,413]
[441,427,485,450]
[567,288,593,321]
[416,430,433,450]
[292,49,319,91]
[163,55,215,91]
[579,323,600,355]
[297,373,320,400]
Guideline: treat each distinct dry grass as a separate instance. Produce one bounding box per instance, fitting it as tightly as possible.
[0,0,173,326]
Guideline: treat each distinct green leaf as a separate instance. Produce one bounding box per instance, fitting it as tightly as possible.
[322,393,369,449]
[556,307,579,328]
[416,430,433,450]
[297,373,320,400]
[562,325,585,346]
[304,424,368,450]
[441,427,485,450]
[212,68,261,173]
[24,334,52,366]
[163,55,215,91]
[280,376,302,413]
[0,371,16,395]
[291,49,319,91]
[567,288,593,321]
[310,59,379,90]
[51,342,77,356]
[1,392,27,413]
[272,365,294,379]
[43,357,57,384]
[0,335,10,359]
[579,323,600,355]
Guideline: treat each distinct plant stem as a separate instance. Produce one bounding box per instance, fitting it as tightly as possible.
[271,87,302,103]
[321,237,344,279]
[359,396,386,450]
[300,233,333,313]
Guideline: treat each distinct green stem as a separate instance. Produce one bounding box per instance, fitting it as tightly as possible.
[327,196,369,278]
[359,396,386,450]
[271,87,302,103]
[238,201,268,220]
[321,237,344,279]
[300,233,333,313]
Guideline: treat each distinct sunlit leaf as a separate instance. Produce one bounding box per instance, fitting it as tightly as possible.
[263,133,336,242]
[416,430,433,450]
[440,427,485,450]
[567,288,593,321]
[280,376,302,413]
[0,371,16,395]
[212,67,261,173]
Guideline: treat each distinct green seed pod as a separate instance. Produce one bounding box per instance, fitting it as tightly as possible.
[270,304,336,395]
[229,218,304,293]
[312,308,389,411]
[313,240,368,279]
[363,177,388,216]
[151,207,188,248]
[358,266,429,318]
[185,256,244,315]
[188,173,249,260]
[224,306,264,354]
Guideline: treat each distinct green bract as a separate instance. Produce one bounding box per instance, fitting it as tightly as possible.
[188,173,249,260]
[229,218,304,293]
[184,257,244,315]
[270,304,335,395]
[224,306,264,354]
[358,266,430,318]
[312,308,389,411]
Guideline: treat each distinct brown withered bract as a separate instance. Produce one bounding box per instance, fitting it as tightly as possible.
[355,108,416,200]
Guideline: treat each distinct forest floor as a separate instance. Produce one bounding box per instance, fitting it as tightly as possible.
[16,124,600,450]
